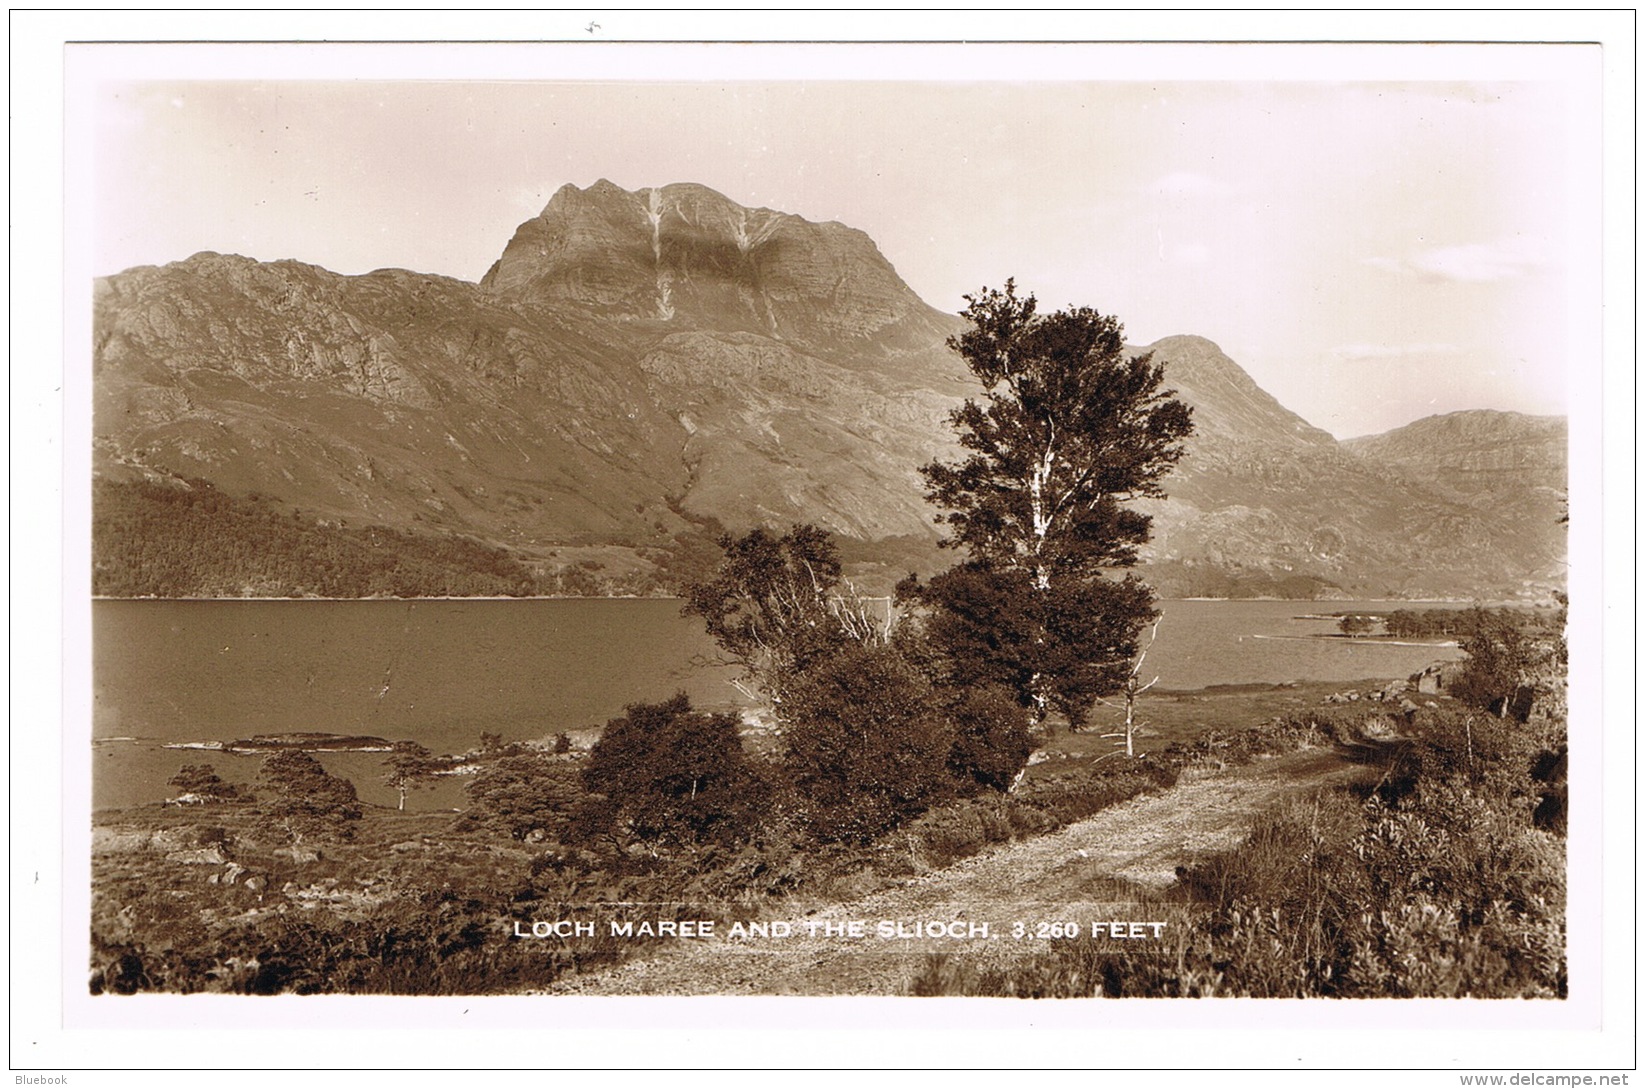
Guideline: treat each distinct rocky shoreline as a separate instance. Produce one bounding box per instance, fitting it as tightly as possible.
[163,731,395,754]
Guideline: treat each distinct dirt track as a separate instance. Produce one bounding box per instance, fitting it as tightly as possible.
[547,747,1368,996]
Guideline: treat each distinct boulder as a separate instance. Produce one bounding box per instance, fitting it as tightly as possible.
[164,847,227,865]
[274,845,322,863]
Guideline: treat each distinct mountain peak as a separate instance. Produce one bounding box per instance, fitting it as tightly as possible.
[1142,336,1337,451]
[482,180,952,352]
[90,184,1567,602]
[1147,333,1224,354]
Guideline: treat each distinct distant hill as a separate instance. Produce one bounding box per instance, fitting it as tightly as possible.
[91,180,1565,600]
[1344,410,1568,528]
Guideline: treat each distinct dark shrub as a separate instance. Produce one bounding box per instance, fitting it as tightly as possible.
[583,693,765,847]
[167,763,248,804]
[783,644,956,844]
[1531,744,1568,834]
[466,753,585,841]
[945,684,1034,794]
[256,751,361,843]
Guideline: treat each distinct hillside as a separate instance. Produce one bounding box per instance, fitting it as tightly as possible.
[1344,410,1568,532]
[92,180,1565,600]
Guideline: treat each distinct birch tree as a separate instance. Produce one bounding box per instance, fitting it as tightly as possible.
[908,281,1192,730]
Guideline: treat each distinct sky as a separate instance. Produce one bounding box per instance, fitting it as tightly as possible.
[88,58,1591,439]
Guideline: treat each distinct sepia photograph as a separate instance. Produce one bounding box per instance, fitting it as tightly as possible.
[14,11,1633,1076]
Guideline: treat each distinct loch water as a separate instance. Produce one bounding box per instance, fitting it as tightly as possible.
[90,597,1463,810]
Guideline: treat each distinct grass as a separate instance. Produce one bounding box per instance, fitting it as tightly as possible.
[907,703,1567,999]
[1027,679,1396,782]
[90,679,1519,996]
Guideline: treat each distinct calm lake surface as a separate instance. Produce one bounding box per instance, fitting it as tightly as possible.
[91,597,1462,810]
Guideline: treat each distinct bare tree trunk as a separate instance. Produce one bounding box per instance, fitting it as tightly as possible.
[1123,680,1137,757]
[1100,619,1160,758]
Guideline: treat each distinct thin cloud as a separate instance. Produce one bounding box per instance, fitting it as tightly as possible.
[1330,343,1463,361]
[1150,171,1230,198]
[1364,238,1543,283]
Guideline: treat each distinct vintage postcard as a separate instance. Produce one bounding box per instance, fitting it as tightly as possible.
[14,12,1632,1075]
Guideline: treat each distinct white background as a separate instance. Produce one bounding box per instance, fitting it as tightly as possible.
[9,9,1635,1079]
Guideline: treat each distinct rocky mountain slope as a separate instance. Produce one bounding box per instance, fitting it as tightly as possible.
[1133,340,1567,598]
[1344,411,1567,531]
[91,180,1565,599]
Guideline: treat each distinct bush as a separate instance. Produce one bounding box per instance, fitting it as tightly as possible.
[256,751,361,843]
[465,754,585,841]
[582,693,765,848]
[1379,706,1540,811]
[944,684,1034,794]
[167,763,249,804]
[782,644,956,844]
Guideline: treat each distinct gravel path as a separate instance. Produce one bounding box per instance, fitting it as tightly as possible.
[547,748,1366,996]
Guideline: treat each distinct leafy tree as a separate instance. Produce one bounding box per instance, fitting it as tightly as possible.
[257,751,362,843]
[582,693,764,847]
[781,644,956,843]
[1338,615,1375,638]
[1383,609,1424,639]
[905,281,1193,730]
[382,741,444,811]
[1451,608,1547,721]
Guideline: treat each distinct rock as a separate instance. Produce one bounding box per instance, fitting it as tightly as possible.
[165,847,227,865]
[274,845,322,863]
[1413,666,1445,695]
